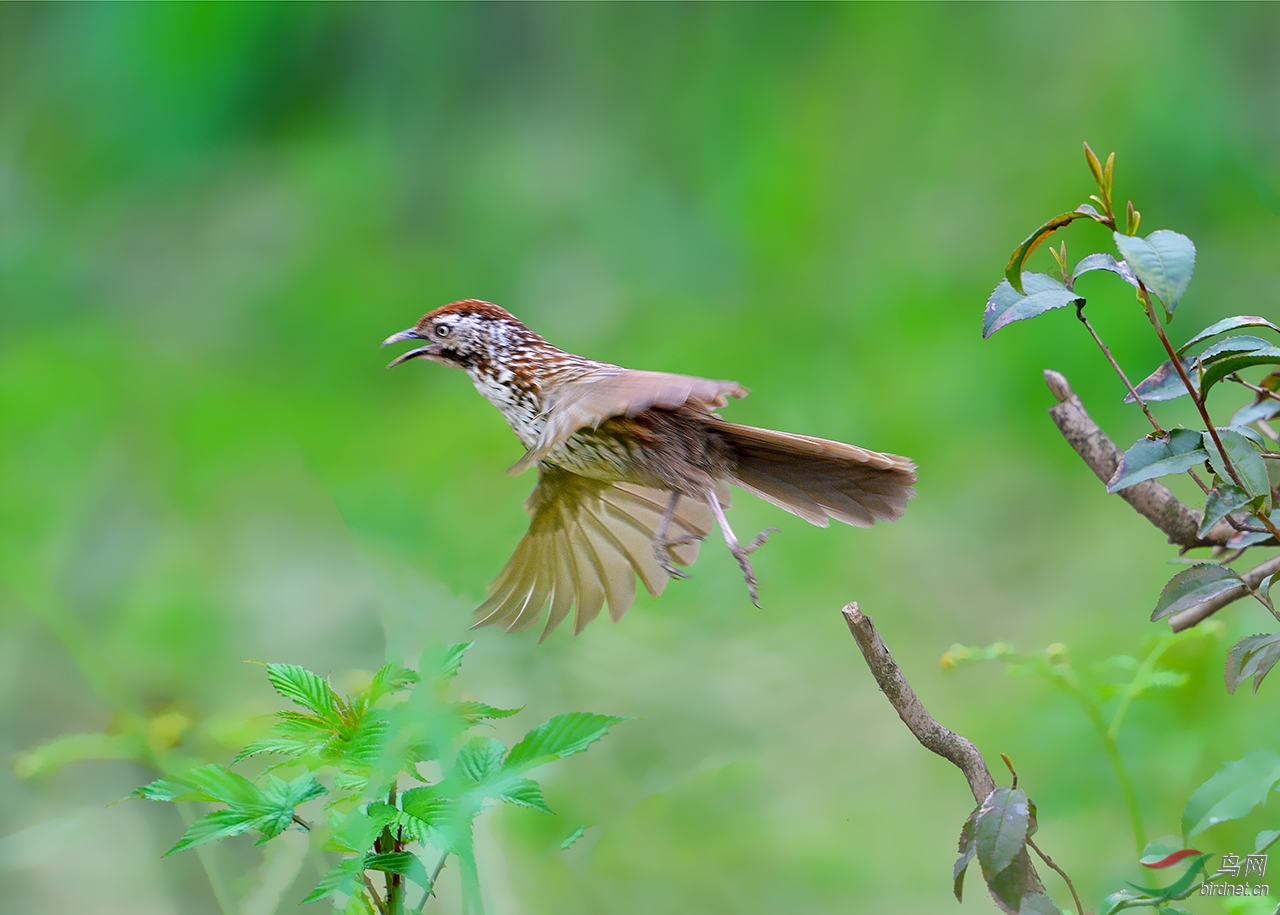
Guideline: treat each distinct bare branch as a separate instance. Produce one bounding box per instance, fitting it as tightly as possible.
[1169,555,1280,632]
[842,602,1046,914]
[1043,369,1233,548]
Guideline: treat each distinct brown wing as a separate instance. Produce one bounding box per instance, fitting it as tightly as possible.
[507,369,748,475]
[472,466,720,639]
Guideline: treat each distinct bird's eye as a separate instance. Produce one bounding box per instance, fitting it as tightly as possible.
[435,324,451,338]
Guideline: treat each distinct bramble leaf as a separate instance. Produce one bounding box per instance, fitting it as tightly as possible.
[301,858,363,904]
[455,736,507,784]
[1151,564,1244,621]
[1183,750,1280,838]
[1113,230,1196,318]
[505,713,627,771]
[364,851,432,889]
[266,664,344,726]
[560,825,588,851]
[984,272,1084,339]
[1108,429,1208,493]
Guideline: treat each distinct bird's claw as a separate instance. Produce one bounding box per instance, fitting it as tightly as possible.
[654,534,701,581]
[732,527,779,608]
[744,527,780,553]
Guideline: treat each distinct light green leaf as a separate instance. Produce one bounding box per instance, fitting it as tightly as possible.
[491,777,551,813]
[266,664,344,725]
[455,736,507,784]
[1183,750,1280,838]
[1151,564,1244,621]
[1100,888,1150,915]
[364,851,431,889]
[1113,230,1196,317]
[560,824,588,851]
[300,858,363,904]
[1108,429,1208,493]
[134,764,264,806]
[1019,893,1064,914]
[232,737,311,765]
[1257,829,1280,854]
[364,662,420,705]
[504,713,627,771]
[165,808,269,855]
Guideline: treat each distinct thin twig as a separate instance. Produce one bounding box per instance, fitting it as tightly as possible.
[1228,373,1280,403]
[1027,837,1085,915]
[1076,304,1164,434]
[413,853,449,914]
[363,874,388,915]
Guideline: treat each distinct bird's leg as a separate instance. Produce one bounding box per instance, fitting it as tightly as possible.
[703,485,780,608]
[652,492,700,580]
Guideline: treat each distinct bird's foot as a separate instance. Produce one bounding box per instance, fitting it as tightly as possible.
[731,528,780,608]
[653,534,701,580]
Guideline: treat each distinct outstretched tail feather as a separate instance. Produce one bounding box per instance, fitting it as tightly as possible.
[717,421,916,529]
[472,467,715,638]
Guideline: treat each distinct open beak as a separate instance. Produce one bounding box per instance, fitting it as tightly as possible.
[381,328,441,368]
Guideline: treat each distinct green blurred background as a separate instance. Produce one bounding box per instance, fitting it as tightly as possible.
[2,4,1277,913]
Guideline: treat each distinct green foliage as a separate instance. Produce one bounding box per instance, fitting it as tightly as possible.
[133,644,625,914]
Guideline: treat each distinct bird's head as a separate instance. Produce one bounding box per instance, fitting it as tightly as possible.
[382,299,543,371]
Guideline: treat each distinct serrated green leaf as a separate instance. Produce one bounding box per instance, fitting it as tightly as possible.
[134,764,264,806]
[1183,750,1280,838]
[455,736,507,784]
[13,732,143,780]
[325,803,399,854]
[1225,633,1280,695]
[1177,316,1280,356]
[560,824,588,851]
[453,701,522,724]
[1152,564,1244,621]
[232,737,311,765]
[1199,485,1254,538]
[259,772,327,809]
[491,777,551,813]
[983,272,1085,339]
[401,786,459,829]
[364,851,431,889]
[266,664,344,725]
[365,662,420,705]
[1205,430,1270,500]
[420,642,472,687]
[165,808,268,855]
[301,858,363,904]
[504,713,626,771]
[973,787,1032,876]
[1113,230,1196,317]
[1108,430,1208,493]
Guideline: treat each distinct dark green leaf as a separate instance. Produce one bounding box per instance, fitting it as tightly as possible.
[1019,893,1064,914]
[1178,316,1280,355]
[1198,485,1254,538]
[1113,230,1196,317]
[1004,212,1088,294]
[1232,397,1280,427]
[1151,564,1244,621]
[1200,346,1280,400]
[504,713,626,771]
[1125,854,1212,898]
[560,825,588,851]
[455,736,507,784]
[301,858,363,904]
[364,851,432,889]
[1107,430,1208,493]
[1225,632,1280,695]
[1126,336,1271,404]
[954,808,978,902]
[1183,750,1280,838]
[983,273,1085,339]
[1205,429,1271,499]
[266,664,344,725]
[1072,253,1137,286]
[974,787,1031,876]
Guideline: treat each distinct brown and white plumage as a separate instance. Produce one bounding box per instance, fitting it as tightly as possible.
[384,299,916,637]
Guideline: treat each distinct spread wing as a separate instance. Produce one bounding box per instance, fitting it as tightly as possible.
[472,466,723,640]
[507,369,748,475]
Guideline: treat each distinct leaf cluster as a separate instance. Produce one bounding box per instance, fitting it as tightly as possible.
[132,643,626,914]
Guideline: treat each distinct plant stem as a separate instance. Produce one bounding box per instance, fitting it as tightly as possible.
[1027,837,1086,915]
[413,853,449,914]
[1228,373,1280,403]
[364,874,388,915]
[1076,305,1164,434]
[1141,294,1280,542]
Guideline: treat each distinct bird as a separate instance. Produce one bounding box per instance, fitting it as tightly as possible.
[383,299,916,640]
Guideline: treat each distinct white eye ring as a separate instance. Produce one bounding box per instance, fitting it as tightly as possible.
[435,324,451,338]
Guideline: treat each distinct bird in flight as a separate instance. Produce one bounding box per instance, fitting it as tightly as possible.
[384,300,916,639]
